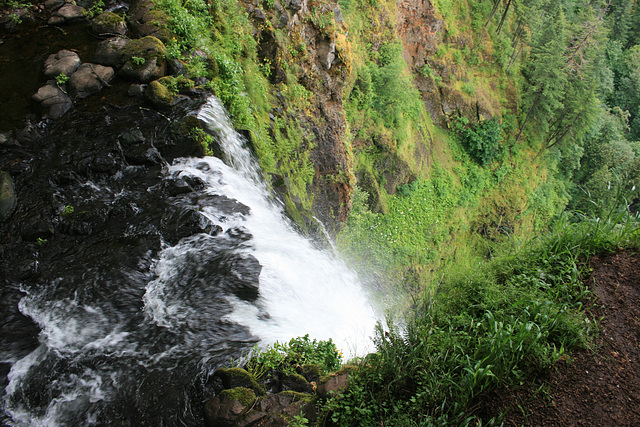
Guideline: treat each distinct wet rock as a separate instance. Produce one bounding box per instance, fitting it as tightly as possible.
[204,387,256,427]
[43,50,82,79]
[22,215,54,241]
[90,11,127,37]
[127,83,147,97]
[48,3,86,25]
[0,171,17,221]
[68,63,114,99]
[220,254,262,301]
[117,127,161,165]
[32,84,73,119]
[118,36,167,83]
[94,36,128,67]
[0,132,19,148]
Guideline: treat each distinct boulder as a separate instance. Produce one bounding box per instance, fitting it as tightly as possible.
[32,84,72,119]
[128,83,147,97]
[144,79,175,108]
[94,37,128,67]
[0,171,17,221]
[317,373,349,398]
[68,63,114,99]
[43,50,82,79]
[281,372,314,393]
[213,368,265,395]
[117,127,161,165]
[128,0,172,43]
[90,12,127,37]
[48,3,86,25]
[118,36,167,83]
[204,387,256,427]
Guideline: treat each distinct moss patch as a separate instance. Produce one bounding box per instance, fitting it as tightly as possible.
[219,387,256,407]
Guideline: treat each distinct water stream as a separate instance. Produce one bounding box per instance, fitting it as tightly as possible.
[1,97,379,425]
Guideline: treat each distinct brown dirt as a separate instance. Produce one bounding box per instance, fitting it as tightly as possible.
[480,251,640,426]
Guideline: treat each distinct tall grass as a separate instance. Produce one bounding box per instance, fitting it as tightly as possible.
[323,193,639,425]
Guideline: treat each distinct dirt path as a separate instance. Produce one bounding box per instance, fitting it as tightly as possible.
[481,251,640,426]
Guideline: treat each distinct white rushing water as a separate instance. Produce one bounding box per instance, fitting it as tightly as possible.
[188,96,380,355]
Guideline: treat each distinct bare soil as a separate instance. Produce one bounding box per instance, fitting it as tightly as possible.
[480,251,640,426]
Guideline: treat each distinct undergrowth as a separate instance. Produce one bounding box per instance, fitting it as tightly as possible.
[324,195,640,425]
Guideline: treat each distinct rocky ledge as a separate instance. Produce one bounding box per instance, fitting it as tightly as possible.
[204,366,352,426]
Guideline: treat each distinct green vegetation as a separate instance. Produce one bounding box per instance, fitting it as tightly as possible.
[55,73,69,86]
[245,335,343,380]
[324,199,639,425]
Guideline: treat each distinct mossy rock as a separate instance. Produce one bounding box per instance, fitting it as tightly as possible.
[214,367,266,396]
[91,11,127,36]
[0,171,17,221]
[300,364,322,381]
[128,0,172,43]
[119,36,167,83]
[281,372,313,393]
[279,390,317,403]
[145,79,175,108]
[219,387,257,407]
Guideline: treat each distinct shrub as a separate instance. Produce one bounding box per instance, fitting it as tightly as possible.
[454,116,503,166]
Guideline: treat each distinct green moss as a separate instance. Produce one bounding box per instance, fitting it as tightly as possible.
[145,80,174,107]
[93,11,125,26]
[219,387,256,407]
[279,390,317,403]
[121,36,167,67]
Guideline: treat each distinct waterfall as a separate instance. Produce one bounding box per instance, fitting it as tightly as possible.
[1,97,379,426]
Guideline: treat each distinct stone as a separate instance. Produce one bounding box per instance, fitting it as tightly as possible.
[68,63,114,99]
[117,127,161,165]
[43,50,82,78]
[317,373,349,398]
[287,0,303,12]
[128,0,172,43]
[258,393,295,413]
[32,84,72,119]
[94,37,128,67]
[49,3,86,24]
[0,171,17,221]
[90,12,127,37]
[127,84,147,97]
[44,0,64,10]
[213,368,265,395]
[281,373,314,393]
[252,8,266,21]
[118,36,167,83]
[144,79,175,108]
[204,387,256,427]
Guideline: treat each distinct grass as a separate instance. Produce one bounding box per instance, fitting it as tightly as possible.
[324,193,640,425]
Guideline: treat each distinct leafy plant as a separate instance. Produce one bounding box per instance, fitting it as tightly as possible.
[454,116,503,166]
[55,73,69,86]
[245,335,343,380]
[131,56,146,66]
[62,205,75,216]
